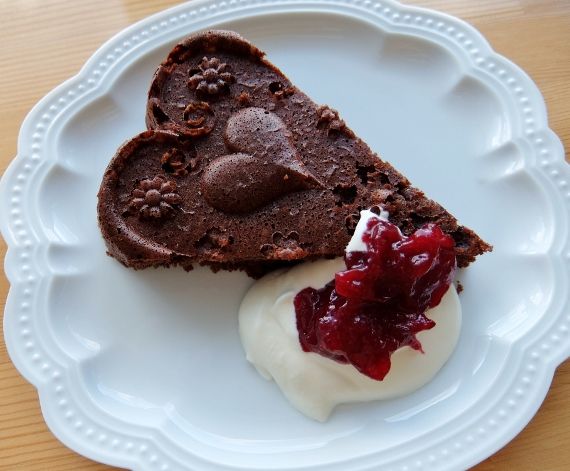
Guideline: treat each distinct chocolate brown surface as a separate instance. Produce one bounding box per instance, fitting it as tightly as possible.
[98,30,492,277]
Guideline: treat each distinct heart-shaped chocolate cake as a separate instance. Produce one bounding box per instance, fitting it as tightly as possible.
[97,30,491,277]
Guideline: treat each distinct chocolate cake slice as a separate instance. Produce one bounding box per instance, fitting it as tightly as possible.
[97,30,491,277]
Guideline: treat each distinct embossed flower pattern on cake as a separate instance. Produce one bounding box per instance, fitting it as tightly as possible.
[188,57,235,97]
[129,175,181,219]
[182,101,216,137]
[160,148,198,177]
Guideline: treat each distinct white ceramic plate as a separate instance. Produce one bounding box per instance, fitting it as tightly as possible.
[1,1,569,470]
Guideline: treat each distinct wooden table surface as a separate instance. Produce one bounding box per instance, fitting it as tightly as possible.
[1,0,568,469]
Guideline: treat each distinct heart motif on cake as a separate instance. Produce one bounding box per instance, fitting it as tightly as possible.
[201,107,322,213]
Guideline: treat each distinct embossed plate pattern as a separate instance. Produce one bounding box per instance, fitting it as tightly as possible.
[1,1,568,470]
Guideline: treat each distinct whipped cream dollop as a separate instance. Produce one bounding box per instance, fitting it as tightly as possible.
[238,210,462,421]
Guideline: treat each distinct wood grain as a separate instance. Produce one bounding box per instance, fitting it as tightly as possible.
[0,0,568,469]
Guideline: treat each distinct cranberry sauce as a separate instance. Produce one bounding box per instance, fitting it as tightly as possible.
[294,217,457,380]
